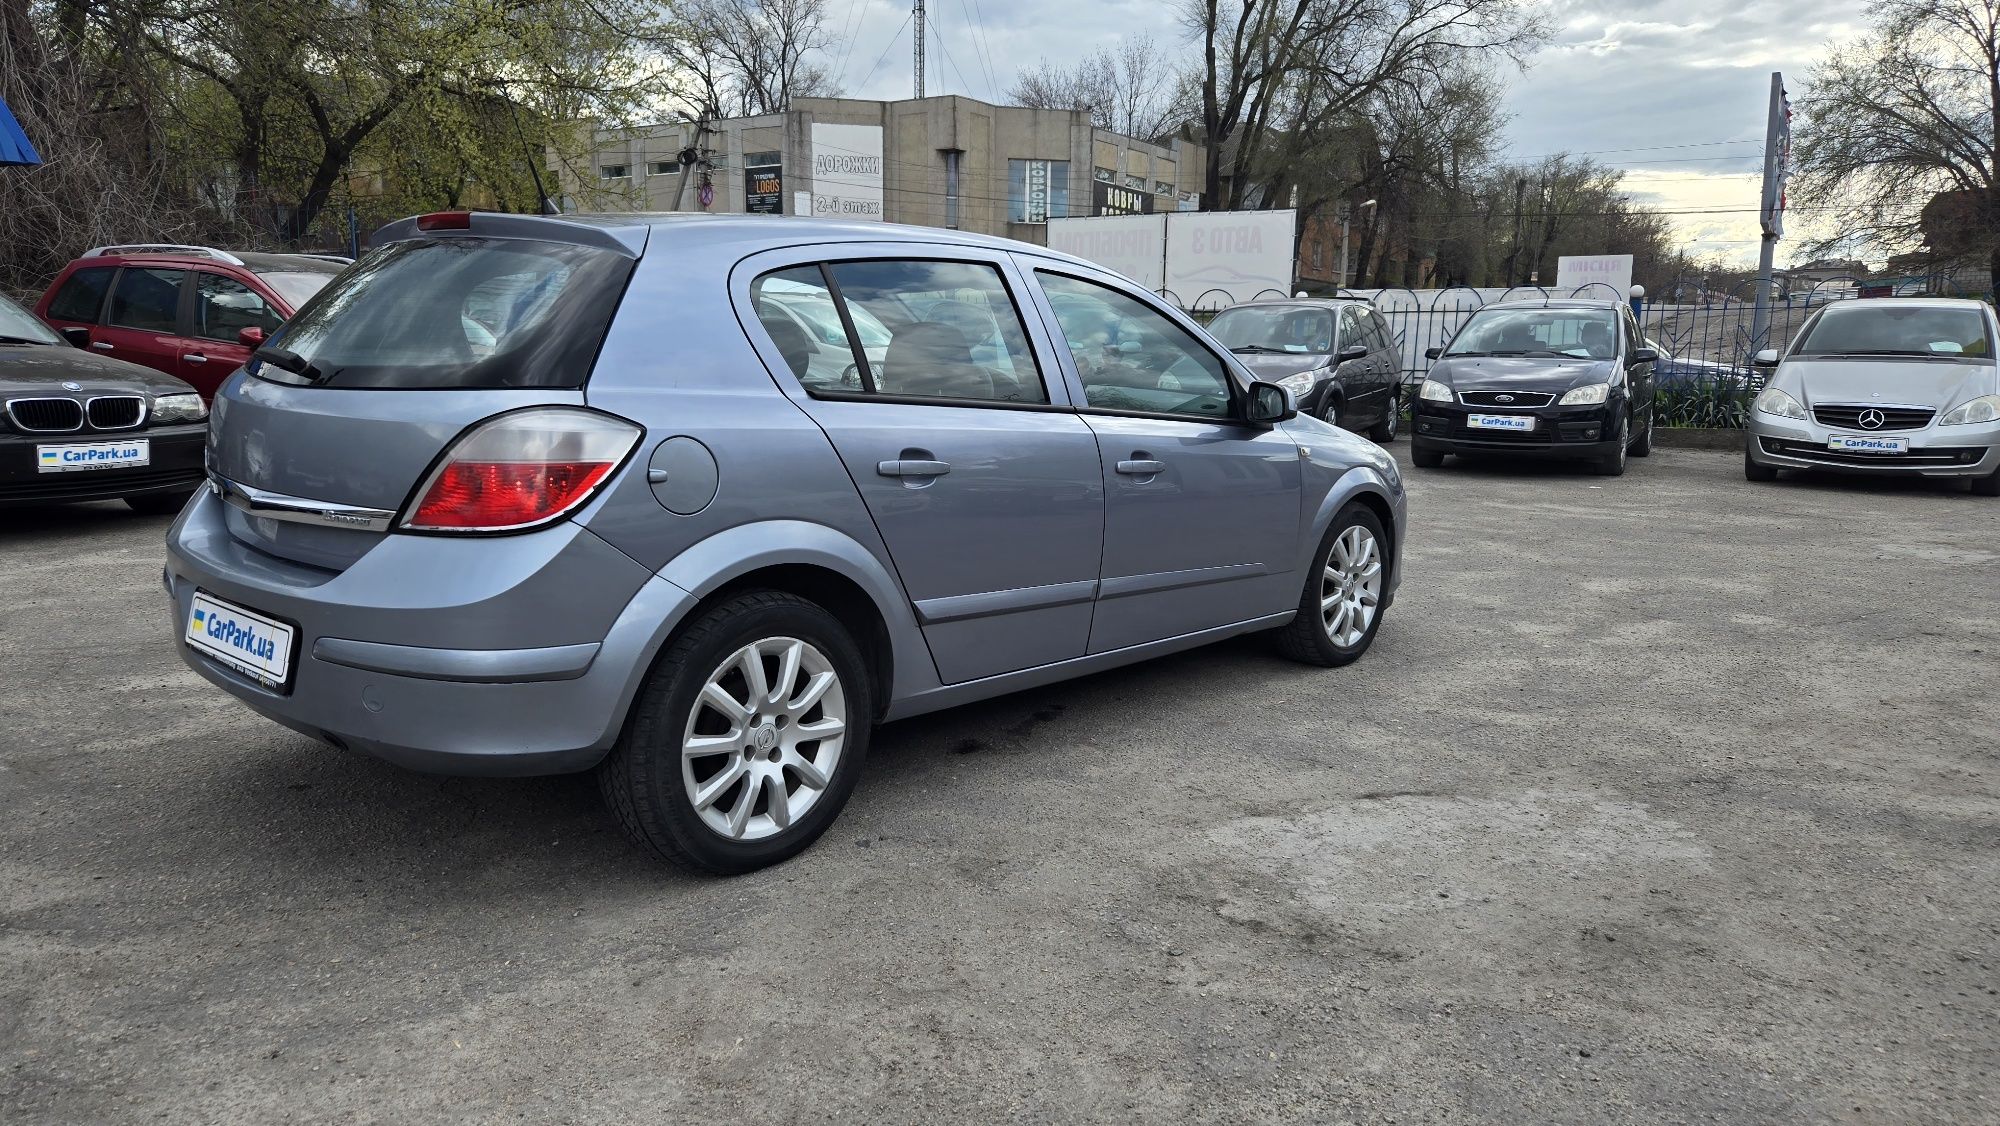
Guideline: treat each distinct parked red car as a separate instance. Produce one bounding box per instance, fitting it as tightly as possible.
[34,245,347,399]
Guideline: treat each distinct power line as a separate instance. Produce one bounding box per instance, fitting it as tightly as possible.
[832,0,867,88]
[1522,137,1765,161]
[855,12,913,93]
[927,14,976,97]
[957,0,1001,98]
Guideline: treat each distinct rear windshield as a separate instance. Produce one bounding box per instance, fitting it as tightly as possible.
[1792,304,1993,359]
[255,237,634,389]
[254,269,341,309]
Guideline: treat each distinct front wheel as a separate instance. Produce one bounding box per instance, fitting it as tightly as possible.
[1274,505,1388,667]
[1744,450,1779,482]
[1971,467,2000,496]
[1318,394,1342,430]
[598,591,874,874]
[1368,389,1401,443]
[1411,444,1445,469]
[1593,420,1629,476]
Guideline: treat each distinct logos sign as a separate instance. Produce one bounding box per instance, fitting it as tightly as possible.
[745,163,782,214]
[810,124,884,221]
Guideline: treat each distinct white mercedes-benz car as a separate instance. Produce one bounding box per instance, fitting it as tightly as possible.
[1746,297,2000,496]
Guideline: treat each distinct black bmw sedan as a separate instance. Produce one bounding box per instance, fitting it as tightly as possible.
[1,291,207,513]
[1410,298,1657,476]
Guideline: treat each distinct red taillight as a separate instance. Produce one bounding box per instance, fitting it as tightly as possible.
[403,409,642,533]
[417,210,472,231]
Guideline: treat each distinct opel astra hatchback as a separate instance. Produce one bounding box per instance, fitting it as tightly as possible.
[166,212,1407,874]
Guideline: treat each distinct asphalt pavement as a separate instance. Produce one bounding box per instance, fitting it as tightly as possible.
[3,447,1996,1124]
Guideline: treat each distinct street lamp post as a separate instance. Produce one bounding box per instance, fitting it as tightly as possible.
[1339,198,1377,289]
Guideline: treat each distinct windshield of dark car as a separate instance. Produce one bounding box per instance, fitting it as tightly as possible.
[254,269,341,309]
[1792,304,1993,359]
[0,293,60,344]
[1205,306,1337,354]
[257,237,634,389]
[1446,308,1618,360]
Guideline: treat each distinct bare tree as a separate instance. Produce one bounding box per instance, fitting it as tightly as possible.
[1793,0,2000,289]
[1183,0,1547,210]
[1010,33,1181,138]
[668,0,841,119]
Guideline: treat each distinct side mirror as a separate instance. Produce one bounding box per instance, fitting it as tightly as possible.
[237,326,268,348]
[1336,344,1370,364]
[1629,347,1658,366]
[1243,380,1297,425]
[61,326,91,348]
[1753,348,1780,367]
[1424,346,1443,360]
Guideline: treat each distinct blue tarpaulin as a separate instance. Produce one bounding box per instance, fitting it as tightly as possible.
[0,96,44,167]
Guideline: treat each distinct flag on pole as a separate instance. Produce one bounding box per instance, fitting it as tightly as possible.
[1760,77,1791,239]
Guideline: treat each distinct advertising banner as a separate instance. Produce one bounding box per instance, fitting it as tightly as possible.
[1555,255,1634,297]
[1092,180,1155,217]
[1163,210,1296,306]
[745,164,782,214]
[1046,214,1168,290]
[810,123,884,221]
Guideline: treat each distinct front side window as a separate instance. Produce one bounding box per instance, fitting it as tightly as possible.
[1792,304,1993,359]
[261,236,634,389]
[1445,307,1619,360]
[1008,160,1070,223]
[107,267,186,333]
[750,260,1048,404]
[1038,272,1233,418]
[47,267,115,323]
[193,273,283,342]
[1205,306,1336,355]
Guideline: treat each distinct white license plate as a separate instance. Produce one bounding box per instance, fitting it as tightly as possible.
[185,592,295,688]
[1466,413,1536,432]
[36,439,150,473]
[1829,434,1907,454]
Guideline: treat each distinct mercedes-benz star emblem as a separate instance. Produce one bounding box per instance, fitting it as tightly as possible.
[61,381,82,391]
[1858,408,1887,430]
[1494,394,1515,403]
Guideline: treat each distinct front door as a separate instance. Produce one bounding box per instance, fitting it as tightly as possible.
[1028,268,1302,654]
[182,271,285,397]
[744,254,1105,685]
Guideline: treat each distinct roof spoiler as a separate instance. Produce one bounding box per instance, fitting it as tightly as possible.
[372,212,647,258]
[83,244,245,265]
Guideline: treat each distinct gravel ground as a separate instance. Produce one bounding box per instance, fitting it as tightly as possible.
[2,446,1996,1125]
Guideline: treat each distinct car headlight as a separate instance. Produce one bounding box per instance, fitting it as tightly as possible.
[1419,379,1453,402]
[152,393,208,423]
[1753,386,1807,420]
[1276,370,1319,396]
[1558,383,1609,405]
[1939,394,2000,426]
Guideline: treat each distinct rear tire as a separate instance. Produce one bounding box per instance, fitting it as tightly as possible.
[1274,505,1388,667]
[124,490,195,516]
[1744,450,1779,482]
[597,591,873,875]
[1971,467,2000,496]
[1411,444,1445,469]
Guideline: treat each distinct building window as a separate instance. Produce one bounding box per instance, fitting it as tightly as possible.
[1154,180,1175,195]
[744,151,781,168]
[1093,166,1115,183]
[1310,242,1322,270]
[1008,159,1070,224]
[599,164,629,180]
[648,160,679,176]
[1123,173,1146,191]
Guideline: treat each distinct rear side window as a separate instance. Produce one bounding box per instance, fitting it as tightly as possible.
[259,237,634,389]
[108,267,185,332]
[47,267,115,323]
[749,260,1048,404]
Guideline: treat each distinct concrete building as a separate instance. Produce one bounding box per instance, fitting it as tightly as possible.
[558,95,1206,246]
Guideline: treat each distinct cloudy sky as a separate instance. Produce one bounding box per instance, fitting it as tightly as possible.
[826,0,1875,266]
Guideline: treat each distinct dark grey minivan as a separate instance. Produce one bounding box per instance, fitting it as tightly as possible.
[166,213,1408,873]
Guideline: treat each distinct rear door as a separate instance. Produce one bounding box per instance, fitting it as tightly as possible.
[1365,308,1403,421]
[96,266,191,378]
[38,265,117,343]
[1335,305,1383,425]
[741,251,1104,685]
[1025,266,1301,654]
[182,270,285,396]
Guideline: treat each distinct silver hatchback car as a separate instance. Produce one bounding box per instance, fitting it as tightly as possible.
[166,213,1407,872]
[1746,297,2000,495]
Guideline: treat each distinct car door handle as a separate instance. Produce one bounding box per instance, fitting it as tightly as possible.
[183,354,208,364]
[1115,459,1166,475]
[877,459,951,478]
[90,342,115,352]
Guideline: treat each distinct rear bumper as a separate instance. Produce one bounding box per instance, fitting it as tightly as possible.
[165,489,692,776]
[1411,401,1622,459]
[1746,418,1999,478]
[0,424,205,507]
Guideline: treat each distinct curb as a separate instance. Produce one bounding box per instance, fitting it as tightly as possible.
[1655,427,1746,452]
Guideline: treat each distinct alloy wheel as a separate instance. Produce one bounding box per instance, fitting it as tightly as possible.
[680,636,848,842]
[1320,525,1383,647]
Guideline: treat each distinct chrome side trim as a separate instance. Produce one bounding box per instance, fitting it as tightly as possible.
[209,474,396,532]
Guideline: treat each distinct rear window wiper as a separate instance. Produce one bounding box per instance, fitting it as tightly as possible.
[253,345,324,381]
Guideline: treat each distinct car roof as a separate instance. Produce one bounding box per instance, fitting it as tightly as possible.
[74,248,345,275]
[1829,296,1991,312]
[1478,298,1625,311]
[1212,299,1370,312]
[372,211,1115,274]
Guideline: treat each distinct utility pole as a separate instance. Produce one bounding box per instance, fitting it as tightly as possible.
[1751,72,1790,354]
[913,0,926,98]
[1504,176,1527,284]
